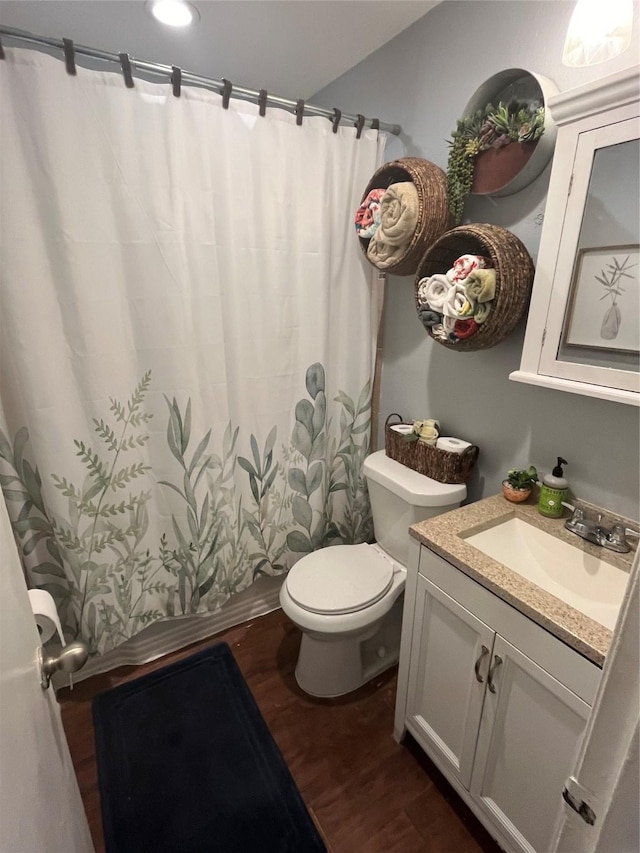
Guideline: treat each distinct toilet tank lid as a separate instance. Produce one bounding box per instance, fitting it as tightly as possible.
[363,450,466,507]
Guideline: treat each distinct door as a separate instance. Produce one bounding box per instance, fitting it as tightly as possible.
[406,574,495,789]
[552,555,639,853]
[0,498,93,852]
[470,634,591,853]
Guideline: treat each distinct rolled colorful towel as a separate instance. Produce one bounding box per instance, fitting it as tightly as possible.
[445,268,457,284]
[377,181,419,246]
[474,301,492,324]
[354,188,386,239]
[418,308,443,328]
[464,269,496,303]
[450,254,490,283]
[412,418,440,446]
[454,318,479,339]
[458,297,475,317]
[442,282,469,318]
[422,274,450,312]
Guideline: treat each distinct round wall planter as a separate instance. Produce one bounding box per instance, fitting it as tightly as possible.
[471,141,537,195]
[463,68,559,198]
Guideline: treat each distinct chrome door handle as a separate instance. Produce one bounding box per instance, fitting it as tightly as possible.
[488,654,503,694]
[474,645,490,683]
[37,641,88,689]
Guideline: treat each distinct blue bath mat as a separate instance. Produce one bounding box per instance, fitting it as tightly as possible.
[93,642,325,853]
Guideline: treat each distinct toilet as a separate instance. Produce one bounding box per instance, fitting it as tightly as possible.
[279,449,466,697]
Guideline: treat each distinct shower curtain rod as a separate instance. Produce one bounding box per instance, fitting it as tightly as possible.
[0,25,402,136]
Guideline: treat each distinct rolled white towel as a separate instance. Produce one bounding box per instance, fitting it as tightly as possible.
[442,282,468,318]
[416,277,431,307]
[443,314,457,334]
[422,274,450,312]
[431,324,449,342]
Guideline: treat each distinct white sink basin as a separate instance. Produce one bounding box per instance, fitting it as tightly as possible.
[463,517,629,630]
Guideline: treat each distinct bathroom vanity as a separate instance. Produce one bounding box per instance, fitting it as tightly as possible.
[394,495,635,853]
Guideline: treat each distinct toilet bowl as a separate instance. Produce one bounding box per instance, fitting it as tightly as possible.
[280,450,466,697]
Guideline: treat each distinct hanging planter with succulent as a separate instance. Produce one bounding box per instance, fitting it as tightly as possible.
[446,100,546,224]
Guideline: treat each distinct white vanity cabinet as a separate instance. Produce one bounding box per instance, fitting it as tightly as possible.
[395,541,601,853]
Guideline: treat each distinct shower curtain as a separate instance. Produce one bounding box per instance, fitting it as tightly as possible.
[0,47,385,655]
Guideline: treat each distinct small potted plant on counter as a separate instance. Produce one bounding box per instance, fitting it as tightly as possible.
[502,465,538,503]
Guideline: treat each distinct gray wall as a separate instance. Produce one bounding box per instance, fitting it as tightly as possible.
[314,0,640,519]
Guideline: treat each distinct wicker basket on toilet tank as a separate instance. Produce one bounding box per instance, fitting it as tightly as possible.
[415,223,535,351]
[384,414,479,484]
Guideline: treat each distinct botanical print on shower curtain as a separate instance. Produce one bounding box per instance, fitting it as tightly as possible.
[0,48,384,655]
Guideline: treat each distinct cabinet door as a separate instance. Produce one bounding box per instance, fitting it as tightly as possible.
[538,117,640,395]
[406,574,495,789]
[512,66,640,405]
[470,635,591,853]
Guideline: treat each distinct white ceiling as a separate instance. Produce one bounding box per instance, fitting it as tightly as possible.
[0,1,437,100]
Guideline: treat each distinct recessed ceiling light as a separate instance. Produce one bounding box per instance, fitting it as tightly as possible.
[146,0,200,28]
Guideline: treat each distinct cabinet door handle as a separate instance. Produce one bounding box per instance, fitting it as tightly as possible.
[488,654,503,694]
[474,645,490,683]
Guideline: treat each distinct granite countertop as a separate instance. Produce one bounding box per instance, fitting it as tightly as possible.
[410,494,637,667]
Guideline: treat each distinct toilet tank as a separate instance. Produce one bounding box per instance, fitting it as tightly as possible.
[363,450,467,567]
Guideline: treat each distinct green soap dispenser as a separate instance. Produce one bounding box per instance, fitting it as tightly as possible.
[538,457,569,518]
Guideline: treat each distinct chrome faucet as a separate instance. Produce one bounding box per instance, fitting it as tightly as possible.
[562,502,640,554]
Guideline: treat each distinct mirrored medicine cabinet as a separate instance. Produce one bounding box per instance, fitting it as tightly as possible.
[511,66,640,406]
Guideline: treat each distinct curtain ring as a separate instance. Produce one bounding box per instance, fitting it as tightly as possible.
[221,78,232,109]
[258,88,268,117]
[332,108,341,133]
[295,99,305,126]
[371,118,380,132]
[171,65,182,98]
[119,53,134,88]
[62,38,77,76]
[355,114,365,139]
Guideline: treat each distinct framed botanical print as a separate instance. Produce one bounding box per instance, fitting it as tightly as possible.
[563,245,639,354]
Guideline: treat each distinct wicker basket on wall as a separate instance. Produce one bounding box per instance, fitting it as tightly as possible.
[414,223,535,351]
[358,157,451,277]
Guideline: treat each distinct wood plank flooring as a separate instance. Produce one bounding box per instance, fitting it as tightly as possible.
[59,609,503,853]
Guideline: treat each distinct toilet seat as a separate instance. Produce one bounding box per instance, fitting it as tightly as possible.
[285,544,394,615]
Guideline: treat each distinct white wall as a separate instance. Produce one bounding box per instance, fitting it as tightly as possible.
[313,0,640,519]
